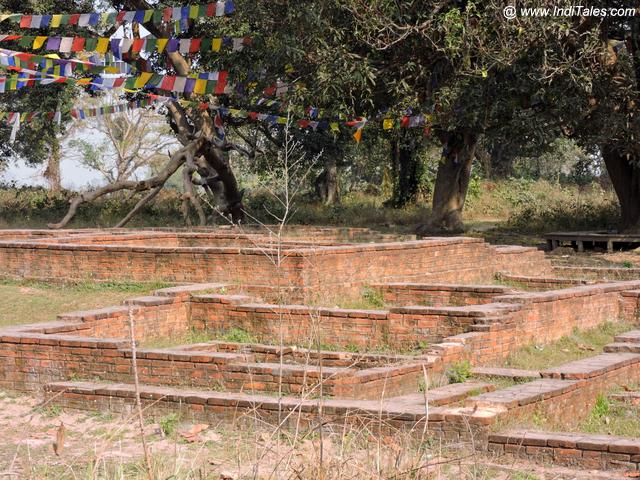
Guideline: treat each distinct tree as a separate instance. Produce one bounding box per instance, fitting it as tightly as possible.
[68,105,179,183]
[0,0,87,182]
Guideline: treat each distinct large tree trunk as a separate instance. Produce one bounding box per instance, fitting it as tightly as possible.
[315,159,340,205]
[488,143,517,179]
[602,145,640,232]
[388,139,420,208]
[422,131,478,233]
[202,145,245,223]
[44,142,62,192]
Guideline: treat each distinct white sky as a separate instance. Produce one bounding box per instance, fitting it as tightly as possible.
[1,157,103,189]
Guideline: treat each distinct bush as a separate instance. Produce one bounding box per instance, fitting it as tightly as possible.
[446,360,472,384]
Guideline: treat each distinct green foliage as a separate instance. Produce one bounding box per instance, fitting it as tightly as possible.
[504,321,633,371]
[446,360,472,384]
[0,186,184,228]
[218,328,256,344]
[362,287,385,309]
[590,394,612,420]
[158,413,181,437]
[37,405,62,418]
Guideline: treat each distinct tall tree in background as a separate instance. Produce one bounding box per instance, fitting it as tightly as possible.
[0,0,85,187]
[69,107,178,183]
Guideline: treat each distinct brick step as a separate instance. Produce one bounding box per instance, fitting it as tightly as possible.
[541,353,640,380]
[389,382,495,407]
[488,430,640,471]
[466,379,579,409]
[225,362,351,378]
[609,391,640,403]
[613,330,640,344]
[603,343,640,353]
[471,367,541,381]
[44,380,452,419]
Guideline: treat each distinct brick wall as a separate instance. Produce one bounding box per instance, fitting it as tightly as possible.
[0,232,553,303]
[497,273,592,291]
[488,431,640,471]
[434,281,640,366]
[373,283,514,307]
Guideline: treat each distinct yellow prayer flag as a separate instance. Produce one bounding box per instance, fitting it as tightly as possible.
[96,38,109,54]
[330,122,340,133]
[33,36,47,50]
[134,72,153,88]
[211,38,222,52]
[277,117,287,125]
[50,15,62,27]
[156,39,168,53]
[383,119,394,130]
[194,79,206,94]
[143,10,153,22]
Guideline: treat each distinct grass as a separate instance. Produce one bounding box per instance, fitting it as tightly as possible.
[0,279,170,328]
[501,321,633,371]
[141,327,216,349]
[446,360,472,384]
[579,392,640,437]
[336,286,386,310]
[0,178,620,236]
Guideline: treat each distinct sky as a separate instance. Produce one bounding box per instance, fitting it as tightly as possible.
[1,157,104,190]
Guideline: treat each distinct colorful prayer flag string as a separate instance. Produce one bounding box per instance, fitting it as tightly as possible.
[0,35,251,56]
[0,2,235,29]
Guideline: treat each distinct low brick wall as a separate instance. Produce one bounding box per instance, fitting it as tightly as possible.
[373,283,514,307]
[488,431,640,471]
[190,295,524,348]
[435,281,640,366]
[497,273,592,291]
[44,380,491,446]
[553,265,640,282]
[0,231,553,303]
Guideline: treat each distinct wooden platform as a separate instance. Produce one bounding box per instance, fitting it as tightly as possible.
[545,231,640,252]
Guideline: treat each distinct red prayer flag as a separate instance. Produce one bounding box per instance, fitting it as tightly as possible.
[69,14,80,25]
[160,75,175,91]
[71,37,85,52]
[19,16,32,28]
[206,3,216,16]
[116,11,126,23]
[132,38,144,53]
[162,7,172,22]
[215,71,228,94]
[189,39,201,53]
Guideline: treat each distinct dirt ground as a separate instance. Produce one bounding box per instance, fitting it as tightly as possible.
[0,390,632,480]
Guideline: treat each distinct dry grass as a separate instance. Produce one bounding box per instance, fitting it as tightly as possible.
[500,321,633,371]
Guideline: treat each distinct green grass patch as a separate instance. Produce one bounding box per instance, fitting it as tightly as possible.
[580,394,640,437]
[141,328,215,349]
[334,286,386,310]
[446,360,472,384]
[0,279,167,328]
[502,321,633,371]
[216,327,258,344]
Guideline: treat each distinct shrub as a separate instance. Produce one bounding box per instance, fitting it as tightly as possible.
[446,360,472,384]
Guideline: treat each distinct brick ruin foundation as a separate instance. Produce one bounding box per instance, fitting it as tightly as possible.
[2,227,640,472]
